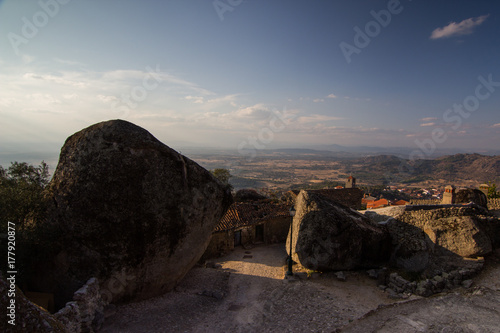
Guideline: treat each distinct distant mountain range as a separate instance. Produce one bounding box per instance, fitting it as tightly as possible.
[343,153,500,185]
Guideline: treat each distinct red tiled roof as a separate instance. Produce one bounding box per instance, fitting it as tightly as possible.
[214,202,291,232]
[367,199,389,209]
[392,200,409,206]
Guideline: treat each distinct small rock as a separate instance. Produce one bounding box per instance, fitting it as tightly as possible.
[378,285,387,291]
[462,279,473,289]
[367,269,378,279]
[335,271,347,281]
[212,291,224,300]
[386,288,401,299]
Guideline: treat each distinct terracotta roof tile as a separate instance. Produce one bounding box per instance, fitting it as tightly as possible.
[215,202,291,232]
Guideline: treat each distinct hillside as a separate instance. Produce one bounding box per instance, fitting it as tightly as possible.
[337,153,499,186]
[188,151,500,189]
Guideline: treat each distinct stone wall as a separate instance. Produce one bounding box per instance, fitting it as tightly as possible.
[264,216,291,244]
[489,198,500,210]
[201,231,234,262]
[54,277,104,333]
[376,265,481,299]
[410,199,441,206]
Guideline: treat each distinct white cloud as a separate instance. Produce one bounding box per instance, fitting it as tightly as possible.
[297,114,342,124]
[98,95,118,103]
[21,54,35,64]
[313,99,324,103]
[492,123,500,128]
[54,58,87,67]
[327,94,337,99]
[233,104,270,118]
[420,122,436,127]
[421,117,437,122]
[430,15,489,39]
[185,95,204,104]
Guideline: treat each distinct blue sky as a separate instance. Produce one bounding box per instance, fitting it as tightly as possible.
[1,0,500,166]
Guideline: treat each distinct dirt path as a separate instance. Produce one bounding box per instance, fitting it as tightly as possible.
[99,245,500,332]
[99,244,395,332]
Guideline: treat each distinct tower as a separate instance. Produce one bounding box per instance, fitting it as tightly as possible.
[479,184,489,197]
[442,185,456,204]
[346,175,356,189]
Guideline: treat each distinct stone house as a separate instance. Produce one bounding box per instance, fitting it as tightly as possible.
[391,199,409,206]
[202,202,292,260]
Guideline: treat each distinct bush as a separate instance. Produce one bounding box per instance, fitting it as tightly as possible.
[0,161,55,284]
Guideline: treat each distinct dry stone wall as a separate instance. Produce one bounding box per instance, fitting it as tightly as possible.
[54,277,104,333]
[489,198,500,210]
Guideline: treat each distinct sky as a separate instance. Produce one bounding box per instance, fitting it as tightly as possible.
[1,0,500,167]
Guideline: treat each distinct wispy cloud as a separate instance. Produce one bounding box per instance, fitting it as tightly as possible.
[327,94,337,99]
[296,114,343,124]
[53,58,87,67]
[185,95,204,104]
[420,122,436,127]
[421,117,437,122]
[492,123,500,128]
[430,15,489,39]
[313,98,324,103]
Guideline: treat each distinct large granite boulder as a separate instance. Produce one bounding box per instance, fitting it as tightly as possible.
[456,188,488,209]
[286,190,390,271]
[366,206,498,275]
[37,120,232,307]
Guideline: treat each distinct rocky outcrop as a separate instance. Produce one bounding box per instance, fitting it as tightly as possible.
[365,206,500,276]
[286,190,390,271]
[54,277,104,333]
[0,273,68,333]
[37,120,232,308]
[456,188,488,209]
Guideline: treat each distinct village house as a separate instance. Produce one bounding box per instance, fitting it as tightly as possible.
[201,201,292,260]
[284,176,363,210]
[362,194,377,207]
[391,199,410,206]
[366,198,389,209]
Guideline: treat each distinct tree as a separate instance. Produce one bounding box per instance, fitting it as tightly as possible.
[0,161,50,230]
[488,182,500,199]
[0,161,55,283]
[210,168,233,191]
